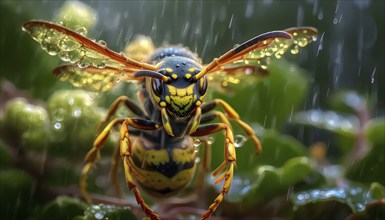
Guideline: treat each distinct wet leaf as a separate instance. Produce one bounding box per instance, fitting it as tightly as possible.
[46,89,107,156]
[0,169,36,220]
[330,91,367,114]
[2,98,51,151]
[75,203,136,220]
[292,182,385,219]
[0,140,12,168]
[365,117,385,145]
[234,129,308,170]
[346,118,385,185]
[53,1,97,31]
[293,109,359,137]
[31,196,87,220]
[215,156,314,214]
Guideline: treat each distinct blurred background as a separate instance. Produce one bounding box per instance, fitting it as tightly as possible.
[1,0,384,220]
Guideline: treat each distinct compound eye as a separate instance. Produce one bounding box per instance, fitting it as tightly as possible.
[198,76,207,95]
[151,78,163,97]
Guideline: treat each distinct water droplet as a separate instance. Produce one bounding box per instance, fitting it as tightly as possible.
[94,212,104,220]
[290,45,299,54]
[78,60,91,68]
[54,122,62,130]
[96,62,106,69]
[68,97,75,105]
[98,40,107,47]
[207,136,215,145]
[53,108,66,121]
[59,37,81,51]
[193,138,201,147]
[59,51,71,62]
[193,138,202,153]
[75,26,88,36]
[72,108,82,117]
[234,134,247,148]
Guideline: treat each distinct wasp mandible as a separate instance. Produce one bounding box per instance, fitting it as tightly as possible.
[22,20,317,220]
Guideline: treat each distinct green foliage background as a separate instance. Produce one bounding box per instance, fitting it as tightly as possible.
[1,1,384,220]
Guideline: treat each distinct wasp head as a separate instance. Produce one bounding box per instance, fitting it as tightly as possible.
[149,57,207,120]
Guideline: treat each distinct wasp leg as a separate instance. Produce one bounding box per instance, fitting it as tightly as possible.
[201,110,232,129]
[97,96,148,132]
[80,118,126,203]
[120,119,161,220]
[110,129,141,198]
[110,144,124,198]
[191,123,236,220]
[201,99,262,155]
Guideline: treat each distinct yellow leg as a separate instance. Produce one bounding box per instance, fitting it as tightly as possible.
[120,120,160,220]
[191,123,236,220]
[80,118,125,203]
[97,96,148,133]
[202,99,262,155]
[110,145,123,198]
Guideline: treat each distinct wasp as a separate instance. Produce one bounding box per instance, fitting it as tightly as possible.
[22,20,317,219]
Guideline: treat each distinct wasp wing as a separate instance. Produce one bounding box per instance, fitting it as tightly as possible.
[53,65,139,92]
[203,27,318,90]
[22,20,156,91]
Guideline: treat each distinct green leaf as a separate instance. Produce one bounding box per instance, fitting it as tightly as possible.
[329,91,367,114]
[53,1,97,31]
[292,182,385,219]
[0,169,36,220]
[31,196,87,220]
[345,118,385,185]
[293,109,359,137]
[2,98,51,151]
[75,204,136,220]
[46,89,108,157]
[369,182,385,200]
[234,129,308,170]
[365,117,385,145]
[0,140,12,168]
[214,156,314,215]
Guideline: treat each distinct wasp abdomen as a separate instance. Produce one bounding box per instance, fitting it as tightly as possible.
[131,137,197,196]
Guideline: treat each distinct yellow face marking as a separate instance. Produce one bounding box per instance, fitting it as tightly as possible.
[168,86,176,95]
[185,73,192,79]
[188,67,195,72]
[160,101,167,107]
[176,88,186,96]
[166,84,198,115]
[166,68,173,73]
[196,100,202,106]
[171,74,178,79]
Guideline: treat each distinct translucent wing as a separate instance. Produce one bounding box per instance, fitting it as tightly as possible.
[53,65,137,92]
[22,20,156,91]
[203,27,318,90]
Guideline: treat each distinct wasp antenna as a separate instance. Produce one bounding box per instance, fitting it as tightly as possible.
[134,70,169,82]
